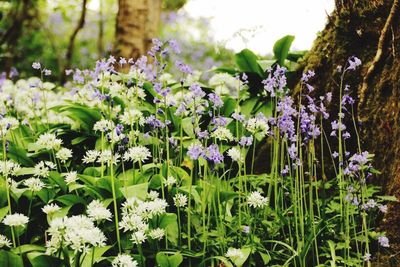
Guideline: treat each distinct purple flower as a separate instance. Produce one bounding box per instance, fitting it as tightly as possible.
[239,136,253,147]
[363,253,371,262]
[378,236,390,247]
[332,151,339,158]
[212,116,228,127]
[208,93,223,108]
[176,60,192,75]
[288,143,297,160]
[146,115,164,129]
[206,144,224,164]
[168,39,181,54]
[187,143,204,160]
[232,112,245,122]
[347,56,362,71]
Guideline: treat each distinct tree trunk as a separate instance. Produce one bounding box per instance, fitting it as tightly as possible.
[297,0,400,264]
[61,0,88,83]
[114,0,162,62]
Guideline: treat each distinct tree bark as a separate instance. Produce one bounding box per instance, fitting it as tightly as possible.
[296,0,400,264]
[61,0,88,83]
[114,0,162,63]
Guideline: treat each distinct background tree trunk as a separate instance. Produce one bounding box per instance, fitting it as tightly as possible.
[114,0,162,62]
[297,0,400,264]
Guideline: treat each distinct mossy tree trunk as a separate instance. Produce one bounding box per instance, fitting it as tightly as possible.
[114,0,162,62]
[297,0,400,264]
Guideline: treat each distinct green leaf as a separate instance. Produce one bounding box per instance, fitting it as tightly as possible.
[0,250,24,267]
[232,246,251,267]
[181,117,195,138]
[273,35,295,66]
[0,206,9,221]
[11,244,45,255]
[27,252,63,267]
[56,194,87,206]
[221,97,236,117]
[159,213,179,246]
[120,182,148,200]
[235,49,264,77]
[287,50,307,62]
[377,195,398,202]
[256,59,276,72]
[259,252,271,265]
[156,252,183,267]
[81,246,112,267]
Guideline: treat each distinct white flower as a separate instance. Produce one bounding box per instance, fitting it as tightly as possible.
[3,213,29,227]
[45,215,107,254]
[131,231,147,244]
[119,214,148,233]
[97,150,120,166]
[147,190,159,200]
[165,176,177,187]
[0,234,11,248]
[82,150,100,164]
[247,191,269,208]
[211,127,234,141]
[0,160,21,176]
[246,115,269,138]
[36,133,62,150]
[56,148,73,163]
[24,177,45,192]
[123,146,151,163]
[65,171,78,184]
[227,147,242,162]
[173,193,188,208]
[93,119,115,132]
[42,203,61,215]
[225,247,244,262]
[0,117,19,136]
[34,161,56,178]
[209,73,239,96]
[148,228,165,240]
[112,254,138,267]
[87,200,112,222]
[120,109,145,126]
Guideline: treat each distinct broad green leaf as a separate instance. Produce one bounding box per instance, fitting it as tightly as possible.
[11,245,46,254]
[0,205,9,221]
[120,182,148,200]
[0,250,23,267]
[181,117,195,138]
[56,194,87,206]
[232,246,251,267]
[27,252,63,267]
[273,35,295,66]
[81,246,112,267]
[257,59,275,72]
[234,49,264,77]
[159,213,179,246]
[156,251,183,267]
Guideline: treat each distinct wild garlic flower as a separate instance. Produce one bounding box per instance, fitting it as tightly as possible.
[82,150,101,164]
[246,114,269,138]
[227,147,242,162]
[97,150,120,166]
[148,228,165,240]
[34,161,56,178]
[119,109,146,126]
[64,171,78,184]
[45,215,107,255]
[112,254,138,267]
[165,176,177,187]
[0,234,11,248]
[225,247,244,262]
[211,127,234,142]
[123,146,151,163]
[3,213,29,227]
[148,190,159,200]
[23,177,45,192]
[35,133,62,151]
[0,160,21,176]
[42,203,61,215]
[56,148,73,163]
[93,119,115,132]
[247,191,269,208]
[87,200,112,222]
[131,231,147,244]
[0,117,19,136]
[173,193,188,208]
